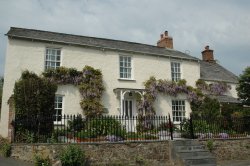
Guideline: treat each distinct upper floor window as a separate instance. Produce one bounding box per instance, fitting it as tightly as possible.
[171,62,181,82]
[45,48,61,70]
[54,95,63,123]
[119,56,132,79]
[172,100,185,123]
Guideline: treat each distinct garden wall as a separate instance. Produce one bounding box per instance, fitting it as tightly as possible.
[199,138,250,161]
[11,141,171,165]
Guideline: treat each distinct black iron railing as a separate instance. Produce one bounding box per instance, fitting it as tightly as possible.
[13,115,173,143]
[180,115,250,139]
[12,114,250,143]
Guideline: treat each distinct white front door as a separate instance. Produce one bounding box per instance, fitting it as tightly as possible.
[123,99,133,117]
[122,99,136,132]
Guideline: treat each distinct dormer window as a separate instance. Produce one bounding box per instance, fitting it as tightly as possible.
[171,62,181,82]
[45,48,61,70]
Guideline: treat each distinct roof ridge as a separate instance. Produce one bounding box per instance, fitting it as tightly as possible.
[8,27,174,51]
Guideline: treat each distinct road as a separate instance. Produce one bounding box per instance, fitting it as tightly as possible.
[0,156,33,166]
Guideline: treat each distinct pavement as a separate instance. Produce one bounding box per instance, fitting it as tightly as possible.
[0,156,250,166]
[0,156,33,166]
[218,160,250,166]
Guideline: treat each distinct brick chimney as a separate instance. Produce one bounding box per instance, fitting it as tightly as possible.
[202,45,214,62]
[157,31,173,49]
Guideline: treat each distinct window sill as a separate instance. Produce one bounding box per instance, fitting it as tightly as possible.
[118,78,136,82]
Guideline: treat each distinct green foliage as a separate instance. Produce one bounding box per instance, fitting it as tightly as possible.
[191,96,220,119]
[13,71,57,142]
[199,97,220,118]
[0,141,11,157]
[85,117,126,138]
[60,145,86,166]
[206,139,214,152]
[68,115,86,132]
[34,155,51,166]
[237,67,250,106]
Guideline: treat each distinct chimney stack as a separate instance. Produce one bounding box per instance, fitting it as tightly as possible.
[202,45,214,62]
[157,31,173,49]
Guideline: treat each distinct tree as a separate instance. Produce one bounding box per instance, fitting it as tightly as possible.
[191,96,220,119]
[13,71,57,141]
[237,67,250,106]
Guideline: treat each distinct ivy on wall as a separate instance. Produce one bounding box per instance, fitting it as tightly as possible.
[43,66,105,118]
[139,77,231,115]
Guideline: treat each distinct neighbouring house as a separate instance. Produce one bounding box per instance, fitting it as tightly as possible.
[200,46,239,104]
[0,27,238,138]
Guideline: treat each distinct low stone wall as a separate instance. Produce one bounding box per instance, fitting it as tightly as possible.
[11,141,171,165]
[199,138,250,161]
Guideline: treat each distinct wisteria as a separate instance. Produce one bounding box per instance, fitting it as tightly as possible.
[196,79,231,95]
[43,66,105,118]
[140,77,231,115]
[140,77,202,115]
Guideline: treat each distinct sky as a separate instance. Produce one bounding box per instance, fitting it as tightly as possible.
[0,0,249,77]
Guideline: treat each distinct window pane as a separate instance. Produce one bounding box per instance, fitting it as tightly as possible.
[45,48,61,70]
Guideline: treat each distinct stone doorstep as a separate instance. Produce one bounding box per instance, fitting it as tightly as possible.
[174,145,206,152]
[178,151,212,158]
[184,158,217,165]
[172,140,200,146]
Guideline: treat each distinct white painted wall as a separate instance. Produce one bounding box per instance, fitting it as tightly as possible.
[154,94,192,123]
[0,38,200,137]
[205,81,238,98]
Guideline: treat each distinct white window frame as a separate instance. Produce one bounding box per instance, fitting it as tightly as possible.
[171,62,181,82]
[172,100,185,123]
[54,95,64,124]
[119,55,133,80]
[45,47,62,70]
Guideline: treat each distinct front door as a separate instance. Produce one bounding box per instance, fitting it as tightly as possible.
[123,99,133,117]
[122,99,136,132]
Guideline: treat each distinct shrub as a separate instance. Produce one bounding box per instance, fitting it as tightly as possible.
[13,71,57,142]
[34,155,51,166]
[0,142,11,157]
[68,115,86,132]
[60,145,85,166]
[206,139,214,152]
[85,117,126,138]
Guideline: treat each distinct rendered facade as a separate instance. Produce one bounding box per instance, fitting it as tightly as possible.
[0,27,238,137]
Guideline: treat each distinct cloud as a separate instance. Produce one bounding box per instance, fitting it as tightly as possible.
[0,0,249,76]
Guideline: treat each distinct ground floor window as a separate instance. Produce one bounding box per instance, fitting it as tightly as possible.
[54,95,63,123]
[172,100,185,122]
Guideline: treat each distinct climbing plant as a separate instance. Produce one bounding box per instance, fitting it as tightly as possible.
[138,77,203,115]
[43,66,105,118]
[139,77,231,115]
[196,79,231,95]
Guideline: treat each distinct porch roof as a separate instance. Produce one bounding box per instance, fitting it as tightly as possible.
[113,88,145,93]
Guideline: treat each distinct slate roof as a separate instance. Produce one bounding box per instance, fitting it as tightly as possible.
[200,61,238,83]
[6,27,199,61]
[209,95,241,104]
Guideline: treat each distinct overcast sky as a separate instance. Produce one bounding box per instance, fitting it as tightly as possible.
[0,0,249,77]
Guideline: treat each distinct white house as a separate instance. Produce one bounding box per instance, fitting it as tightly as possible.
[0,27,238,138]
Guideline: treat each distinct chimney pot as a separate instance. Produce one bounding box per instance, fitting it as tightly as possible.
[157,31,173,49]
[164,31,168,36]
[205,45,209,50]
